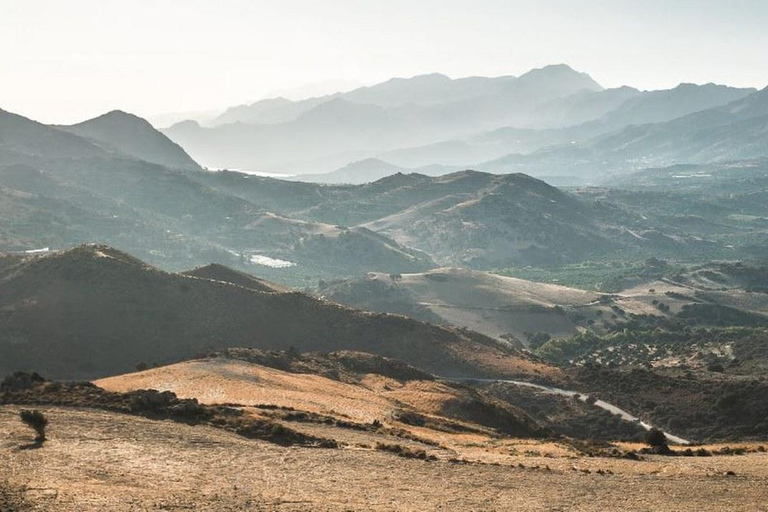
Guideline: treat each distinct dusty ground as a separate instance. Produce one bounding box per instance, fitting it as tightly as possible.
[2,406,768,511]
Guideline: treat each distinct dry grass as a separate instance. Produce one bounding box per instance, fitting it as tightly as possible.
[3,405,768,511]
[95,357,541,440]
[98,358,395,423]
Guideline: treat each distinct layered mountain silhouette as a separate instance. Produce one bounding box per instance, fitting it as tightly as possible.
[482,85,768,178]
[2,69,767,285]
[163,65,605,172]
[161,64,757,177]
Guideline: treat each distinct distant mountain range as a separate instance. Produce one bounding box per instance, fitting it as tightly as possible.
[157,64,759,178]
[479,85,768,177]
[162,64,607,172]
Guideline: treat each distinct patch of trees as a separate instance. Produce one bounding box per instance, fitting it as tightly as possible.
[524,332,551,350]
[575,365,768,442]
[678,304,768,327]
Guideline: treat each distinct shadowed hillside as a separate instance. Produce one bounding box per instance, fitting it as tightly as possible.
[183,263,288,292]
[0,245,555,380]
[0,109,438,281]
[193,168,740,268]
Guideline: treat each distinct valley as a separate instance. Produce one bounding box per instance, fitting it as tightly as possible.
[2,15,768,508]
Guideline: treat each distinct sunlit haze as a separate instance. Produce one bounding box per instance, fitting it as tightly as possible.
[2,0,767,124]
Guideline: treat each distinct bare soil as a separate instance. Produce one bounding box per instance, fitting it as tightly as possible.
[3,406,768,511]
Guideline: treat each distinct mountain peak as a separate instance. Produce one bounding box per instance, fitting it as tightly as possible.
[60,111,201,171]
[391,72,451,83]
[169,119,201,130]
[102,109,142,118]
[73,109,153,127]
[518,64,603,91]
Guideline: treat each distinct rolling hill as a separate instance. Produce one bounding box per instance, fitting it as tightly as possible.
[318,268,601,345]
[0,109,439,280]
[95,349,544,438]
[0,108,108,162]
[0,245,555,380]
[194,168,741,268]
[290,158,410,184]
[182,263,289,292]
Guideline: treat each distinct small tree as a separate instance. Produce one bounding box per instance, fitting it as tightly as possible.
[644,428,668,449]
[20,410,48,444]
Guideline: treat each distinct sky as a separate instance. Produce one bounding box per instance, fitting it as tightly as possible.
[2,0,767,124]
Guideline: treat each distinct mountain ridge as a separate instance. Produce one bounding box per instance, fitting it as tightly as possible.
[0,244,554,380]
[58,110,201,171]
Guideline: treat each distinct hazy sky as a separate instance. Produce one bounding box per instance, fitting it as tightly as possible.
[2,0,767,124]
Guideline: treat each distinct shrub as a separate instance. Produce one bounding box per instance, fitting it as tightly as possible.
[391,409,426,426]
[708,362,725,373]
[644,428,668,448]
[1,372,45,391]
[20,410,48,443]
[525,331,551,350]
[375,442,431,460]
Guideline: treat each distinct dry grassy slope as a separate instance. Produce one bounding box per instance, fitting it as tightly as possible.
[318,264,768,347]
[616,270,768,319]
[0,245,557,381]
[95,353,542,437]
[320,267,601,344]
[3,405,768,511]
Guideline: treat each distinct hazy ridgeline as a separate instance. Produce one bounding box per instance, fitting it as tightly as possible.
[3,10,768,506]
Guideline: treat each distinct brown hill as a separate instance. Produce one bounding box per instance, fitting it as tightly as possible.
[0,245,557,381]
[96,349,545,438]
